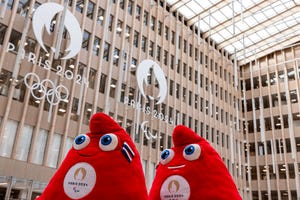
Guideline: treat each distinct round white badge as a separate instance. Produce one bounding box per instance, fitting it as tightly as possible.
[63,162,96,199]
[160,175,190,200]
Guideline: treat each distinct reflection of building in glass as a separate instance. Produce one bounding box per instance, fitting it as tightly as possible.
[0,0,299,200]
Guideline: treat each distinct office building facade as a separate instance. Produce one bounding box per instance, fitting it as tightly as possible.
[0,0,298,199]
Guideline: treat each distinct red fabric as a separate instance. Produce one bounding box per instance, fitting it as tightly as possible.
[36,112,148,200]
[148,125,242,200]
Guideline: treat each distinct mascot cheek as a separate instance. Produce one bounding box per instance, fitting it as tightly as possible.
[63,162,97,199]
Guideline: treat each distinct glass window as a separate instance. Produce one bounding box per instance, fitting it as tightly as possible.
[188,66,192,81]
[194,119,198,133]
[143,11,148,26]
[97,7,105,25]
[32,129,48,165]
[133,31,139,47]
[0,70,12,97]
[141,36,147,52]
[176,83,180,99]
[183,39,187,53]
[290,90,298,104]
[149,41,154,57]
[163,50,168,65]
[280,92,287,105]
[15,124,33,161]
[169,80,174,96]
[164,26,169,40]
[125,25,131,41]
[177,59,181,73]
[136,5,141,20]
[99,73,107,93]
[188,91,192,106]
[24,37,36,53]
[195,70,198,84]
[62,137,73,159]
[87,1,95,19]
[71,98,79,121]
[151,16,156,31]
[189,44,193,57]
[113,48,120,65]
[83,102,92,125]
[120,84,126,102]
[160,133,165,151]
[127,0,133,15]
[128,87,135,102]
[0,119,18,158]
[88,68,97,89]
[195,48,198,61]
[7,0,14,10]
[108,14,114,31]
[110,79,117,98]
[76,0,84,13]
[9,30,22,52]
[17,0,29,17]
[57,93,68,116]
[156,45,161,61]
[47,133,62,168]
[158,21,162,35]
[116,20,123,36]
[151,130,157,149]
[170,54,174,70]
[0,23,7,45]
[183,63,187,77]
[167,135,172,148]
[119,0,124,9]
[149,162,156,185]
[142,159,147,175]
[82,30,90,50]
[182,87,186,102]
[103,42,110,61]
[171,31,175,44]
[93,36,100,56]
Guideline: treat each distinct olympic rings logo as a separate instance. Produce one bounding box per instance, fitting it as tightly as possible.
[24,72,69,106]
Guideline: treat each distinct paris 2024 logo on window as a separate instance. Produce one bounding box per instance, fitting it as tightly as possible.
[136,59,167,105]
[32,2,82,59]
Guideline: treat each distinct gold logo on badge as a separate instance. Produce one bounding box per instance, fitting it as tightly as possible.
[168,180,180,193]
[74,167,87,181]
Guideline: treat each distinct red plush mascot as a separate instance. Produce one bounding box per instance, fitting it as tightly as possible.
[148,125,241,200]
[36,112,148,200]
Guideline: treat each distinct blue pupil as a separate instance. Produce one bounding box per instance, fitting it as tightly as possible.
[101,135,112,145]
[185,145,195,155]
[75,135,86,145]
[161,150,170,160]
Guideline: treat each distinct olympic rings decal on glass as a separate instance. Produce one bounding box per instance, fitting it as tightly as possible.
[24,72,69,106]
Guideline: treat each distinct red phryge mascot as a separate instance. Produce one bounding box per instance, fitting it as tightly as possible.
[36,112,148,200]
[149,125,241,200]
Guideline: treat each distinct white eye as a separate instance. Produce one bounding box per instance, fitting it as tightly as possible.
[183,144,201,161]
[73,134,90,150]
[99,134,118,151]
[160,149,175,165]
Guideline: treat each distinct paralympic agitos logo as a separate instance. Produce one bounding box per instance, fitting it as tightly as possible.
[32,2,82,59]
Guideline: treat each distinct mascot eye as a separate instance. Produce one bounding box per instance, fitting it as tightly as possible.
[99,133,118,151]
[183,144,201,161]
[73,134,90,150]
[160,149,174,165]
